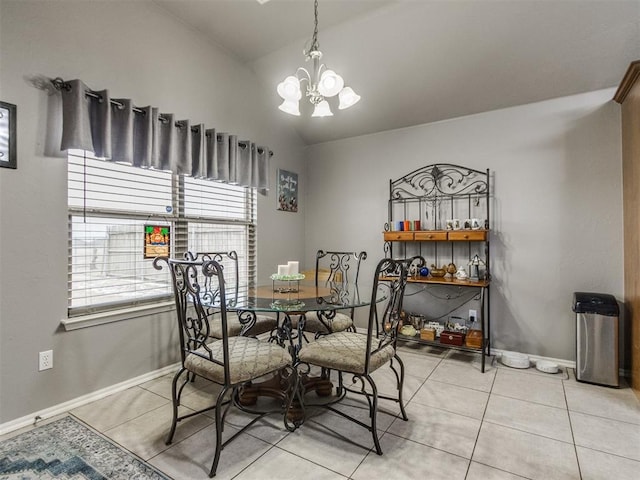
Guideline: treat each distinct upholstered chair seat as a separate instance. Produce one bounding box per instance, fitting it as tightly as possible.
[298,331,394,375]
[185,336,291,384]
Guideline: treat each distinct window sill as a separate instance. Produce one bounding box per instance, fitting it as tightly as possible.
[61,301,175,331]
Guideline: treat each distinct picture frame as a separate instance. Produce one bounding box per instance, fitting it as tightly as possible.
[277,169,298,212]
[0,101,16,169]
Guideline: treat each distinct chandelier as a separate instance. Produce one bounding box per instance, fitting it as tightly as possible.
[276,0,361,117]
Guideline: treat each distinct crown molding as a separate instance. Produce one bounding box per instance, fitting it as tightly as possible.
[614,60,640,103]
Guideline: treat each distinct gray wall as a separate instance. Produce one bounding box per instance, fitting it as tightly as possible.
[304,90,624,364]
[0,0,306,424]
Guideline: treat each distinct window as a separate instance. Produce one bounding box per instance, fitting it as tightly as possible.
[184,177,257,292]
[67,150,257,316]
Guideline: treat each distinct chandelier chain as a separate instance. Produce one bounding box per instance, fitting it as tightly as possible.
[310,0,319,52]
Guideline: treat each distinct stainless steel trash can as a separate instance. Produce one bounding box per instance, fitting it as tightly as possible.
[573,292,619,387]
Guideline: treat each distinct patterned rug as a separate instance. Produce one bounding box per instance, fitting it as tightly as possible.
[0,416,170,479]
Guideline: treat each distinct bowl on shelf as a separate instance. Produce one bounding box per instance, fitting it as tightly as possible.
[429,265,446,277]
[400,325,417,336]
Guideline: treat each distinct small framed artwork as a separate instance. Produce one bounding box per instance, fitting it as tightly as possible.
[277,169,298,212]
[144,225,171,259]
[0,101,16,169]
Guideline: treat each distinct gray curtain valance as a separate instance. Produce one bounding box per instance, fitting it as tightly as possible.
[56,78,271,195]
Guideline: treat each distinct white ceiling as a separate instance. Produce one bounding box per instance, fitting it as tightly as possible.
[154,0,640,145]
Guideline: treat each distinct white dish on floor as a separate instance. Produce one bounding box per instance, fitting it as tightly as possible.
[536,360,559,374]
[501,351,530,369]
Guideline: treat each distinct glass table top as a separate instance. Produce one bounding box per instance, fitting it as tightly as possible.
[222,281,372,314]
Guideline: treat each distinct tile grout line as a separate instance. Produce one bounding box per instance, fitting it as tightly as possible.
[563,370,584,480]
[469,460,534,480]
[463,355,497,479]
[229,443,284,480]
[564,406,640,427]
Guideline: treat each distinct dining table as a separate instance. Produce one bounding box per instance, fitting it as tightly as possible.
[220,276,380,425]
[227,278,371,354]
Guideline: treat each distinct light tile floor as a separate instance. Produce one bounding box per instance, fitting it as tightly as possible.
[8,345,640,479]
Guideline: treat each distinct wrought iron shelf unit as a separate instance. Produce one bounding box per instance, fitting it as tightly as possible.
[384,164,492,372]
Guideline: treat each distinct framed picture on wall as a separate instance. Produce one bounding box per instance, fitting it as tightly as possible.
[0,101,16,169]
[277,169,298,212]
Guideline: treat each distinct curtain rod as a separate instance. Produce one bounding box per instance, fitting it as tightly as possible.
[50,77,273,156]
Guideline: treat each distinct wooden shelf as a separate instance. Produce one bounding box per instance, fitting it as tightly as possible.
[383,229,488,242]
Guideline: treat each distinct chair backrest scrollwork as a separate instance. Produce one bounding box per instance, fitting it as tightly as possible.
[315,250,367,286]
[365,258,408,374]
[186,251,240,308]
[154,256,232,384]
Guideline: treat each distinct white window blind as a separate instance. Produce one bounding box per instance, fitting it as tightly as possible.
[185,177,257,290]
[184,177,253,221]
[68,151,172,215]
[68,151,257,316]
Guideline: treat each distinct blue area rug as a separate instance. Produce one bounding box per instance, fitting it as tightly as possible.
[0,416,170,479]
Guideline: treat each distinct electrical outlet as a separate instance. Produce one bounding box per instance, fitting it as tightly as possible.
[39,350,53,371]
[468,309,477,323]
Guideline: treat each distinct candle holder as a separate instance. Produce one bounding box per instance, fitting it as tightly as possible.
[270,273,305,294]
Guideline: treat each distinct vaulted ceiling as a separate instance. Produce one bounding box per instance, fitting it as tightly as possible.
[154,0,640,145]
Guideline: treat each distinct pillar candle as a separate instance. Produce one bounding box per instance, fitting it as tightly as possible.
[287,261,299,275]
[277,264,289,276]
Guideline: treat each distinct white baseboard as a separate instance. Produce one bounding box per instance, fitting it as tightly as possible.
[0,362,179,436]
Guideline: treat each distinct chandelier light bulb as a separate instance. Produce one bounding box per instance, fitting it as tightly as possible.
[338,86,361,110]
[312,100,333,117]
[277,76,302,101]
[318,70,344,97]
[278,99,301,116]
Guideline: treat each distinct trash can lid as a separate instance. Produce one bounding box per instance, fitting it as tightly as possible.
[572,292,619,316]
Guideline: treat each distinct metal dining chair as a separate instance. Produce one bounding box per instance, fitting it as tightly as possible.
[297,257,409,455]
[154,256,295,477]
[294,250,367,336]
[187,251,278,338]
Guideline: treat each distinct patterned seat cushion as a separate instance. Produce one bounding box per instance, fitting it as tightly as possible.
[185,336,291,385]
[209,313,277,339]
[291,312,353,334]
[298,332,395,375]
